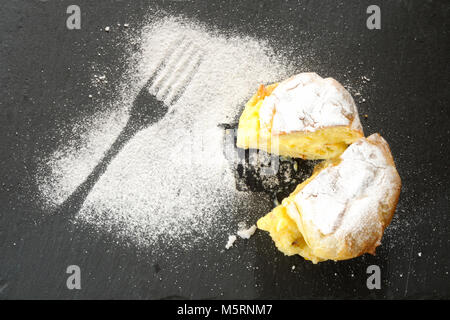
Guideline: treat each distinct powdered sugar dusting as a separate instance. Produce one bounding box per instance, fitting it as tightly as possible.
[259,72,362,134]
[35,108,128,210]
[295,133,399,238]
[35,16,290,248]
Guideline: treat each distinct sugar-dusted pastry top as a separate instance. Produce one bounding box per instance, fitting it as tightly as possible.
[296,133,398,231]
[259,72,362,135]
[288,133,401,260]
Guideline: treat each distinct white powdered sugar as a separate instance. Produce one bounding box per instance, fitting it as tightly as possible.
[35,108,128,209]
[294,134,399,236]
[35,16,291,248]
[259,72,362,134]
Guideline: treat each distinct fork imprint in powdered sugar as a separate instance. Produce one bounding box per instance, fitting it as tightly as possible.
[149,36,203,110]
[56,37,204,219]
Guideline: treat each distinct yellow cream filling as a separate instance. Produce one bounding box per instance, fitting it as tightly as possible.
[257,160,338,263]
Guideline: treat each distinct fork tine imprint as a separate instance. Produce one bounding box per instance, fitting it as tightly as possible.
[148,38,203,108]
[157,43,198,101]
[165,51,203,107]
[150,37,192,94]
[144,36,186,89]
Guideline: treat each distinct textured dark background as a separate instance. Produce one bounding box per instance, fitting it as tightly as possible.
[0,0,449,299]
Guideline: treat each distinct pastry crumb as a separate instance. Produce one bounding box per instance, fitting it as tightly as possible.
[225,235,237,249]
[237,224,257,239]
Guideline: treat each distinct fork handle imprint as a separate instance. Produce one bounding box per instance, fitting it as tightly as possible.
[55,118,140,220]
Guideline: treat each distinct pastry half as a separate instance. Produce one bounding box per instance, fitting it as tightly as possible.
[257,134,401,263]
[237,72,364,159]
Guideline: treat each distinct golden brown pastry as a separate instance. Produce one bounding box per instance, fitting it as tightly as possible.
[257,133,401,263]
[237,72,364,159]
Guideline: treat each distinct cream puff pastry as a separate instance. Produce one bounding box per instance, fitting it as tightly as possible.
[237,72,364,160]
[257,134,401,263]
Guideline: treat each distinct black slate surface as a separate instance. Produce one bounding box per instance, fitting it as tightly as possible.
[0,0,449,299]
